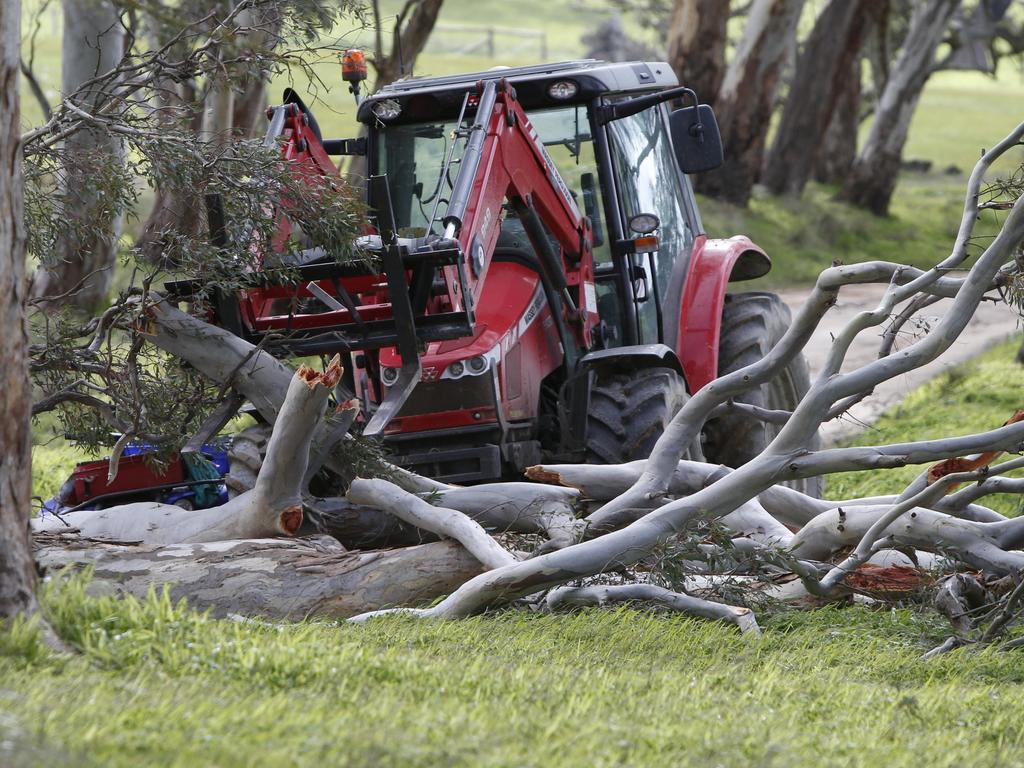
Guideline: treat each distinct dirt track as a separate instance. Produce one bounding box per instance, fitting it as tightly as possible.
[776,284,1021,446]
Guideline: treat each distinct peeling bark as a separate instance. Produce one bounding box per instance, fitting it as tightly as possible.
[665,0,729,104]
[0,0,39,623]
[837,0,962,214]
[35,534,482,620]
[697,0,805,205]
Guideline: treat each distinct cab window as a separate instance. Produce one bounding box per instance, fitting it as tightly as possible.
[606,105,694,343]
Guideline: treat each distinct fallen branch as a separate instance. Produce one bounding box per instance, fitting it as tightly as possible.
[347,478,519,570]
[544,584,761,636]
[35,534,482,620]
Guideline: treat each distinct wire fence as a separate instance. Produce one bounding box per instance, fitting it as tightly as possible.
[428,24,549,60]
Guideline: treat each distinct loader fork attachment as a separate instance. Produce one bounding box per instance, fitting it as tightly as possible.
[363,175,422,437]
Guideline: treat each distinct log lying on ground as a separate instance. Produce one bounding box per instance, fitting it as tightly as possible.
[528,458,1009,532]
[789,504,1024,575]
[304,496,440,549]
[34,358,342,544]
[315,482,585,553]
[35,533,482,620]
[431,483,586,552]
[528,461,827,530]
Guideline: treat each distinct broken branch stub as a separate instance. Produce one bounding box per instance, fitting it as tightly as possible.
[33,357,343,545]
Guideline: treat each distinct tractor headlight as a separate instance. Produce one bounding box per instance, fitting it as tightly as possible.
[441,347,500,380]
[371,99,402,121]
[381,366,399,386]
[628,212,660,234]
[547,80,578,100]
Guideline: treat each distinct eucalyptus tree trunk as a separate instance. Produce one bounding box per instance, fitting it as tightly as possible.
[0,0,39,623]
[35,536,483,620]
[696,0,805,206]
[762,0,886,196]
[812,54,861,185]
[837,0,962,215]
[370,0,445,92]
[231,8,285,139]
[31,0,124,311]
[137,4,281,264]
[665,0,729,105]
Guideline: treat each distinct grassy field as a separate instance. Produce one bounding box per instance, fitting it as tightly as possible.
[9,342,1024,767]
[4,574,1024,768]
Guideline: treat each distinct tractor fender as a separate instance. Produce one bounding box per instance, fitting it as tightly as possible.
[579,343,684,376]
[675,235,771,392]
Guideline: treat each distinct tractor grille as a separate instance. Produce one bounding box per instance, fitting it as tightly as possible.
[397,375,493,418]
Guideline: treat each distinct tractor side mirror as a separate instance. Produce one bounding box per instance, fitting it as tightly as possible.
[668,104,723,174]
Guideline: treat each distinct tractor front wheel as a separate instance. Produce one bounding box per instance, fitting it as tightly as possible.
[585,366,696,464]
[702,291,823,497]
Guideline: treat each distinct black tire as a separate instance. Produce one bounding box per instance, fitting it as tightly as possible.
[702,292,823,497]
[585,366,694,464]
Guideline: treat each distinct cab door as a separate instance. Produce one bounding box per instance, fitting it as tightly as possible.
[601,103,700,346]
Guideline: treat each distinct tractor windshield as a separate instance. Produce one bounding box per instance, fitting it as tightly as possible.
[374,104,611,263]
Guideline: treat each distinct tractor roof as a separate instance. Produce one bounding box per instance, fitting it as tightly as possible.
[357,59,678,125]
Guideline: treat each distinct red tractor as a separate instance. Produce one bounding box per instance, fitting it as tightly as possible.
[169,59,819,494]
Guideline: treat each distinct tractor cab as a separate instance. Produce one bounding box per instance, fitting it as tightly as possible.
[358,59,749,355]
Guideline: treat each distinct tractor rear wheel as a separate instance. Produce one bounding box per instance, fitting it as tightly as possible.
[702,291,823,497]
[585,366,695,464]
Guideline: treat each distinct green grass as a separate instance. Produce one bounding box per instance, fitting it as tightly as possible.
[5,574,1024,767]
[10,343,1024,767]
[699,176,979,288]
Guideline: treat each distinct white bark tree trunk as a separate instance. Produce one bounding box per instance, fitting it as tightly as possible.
[665,0,730,105]
[35,534,482,620]
[31,0,125,310]
[837,0,962,214]
[697,0,805,205]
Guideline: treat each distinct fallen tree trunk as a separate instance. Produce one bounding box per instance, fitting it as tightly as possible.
[35,533,482,620]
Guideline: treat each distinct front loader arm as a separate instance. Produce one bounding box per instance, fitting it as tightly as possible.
[440,79,598,347]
